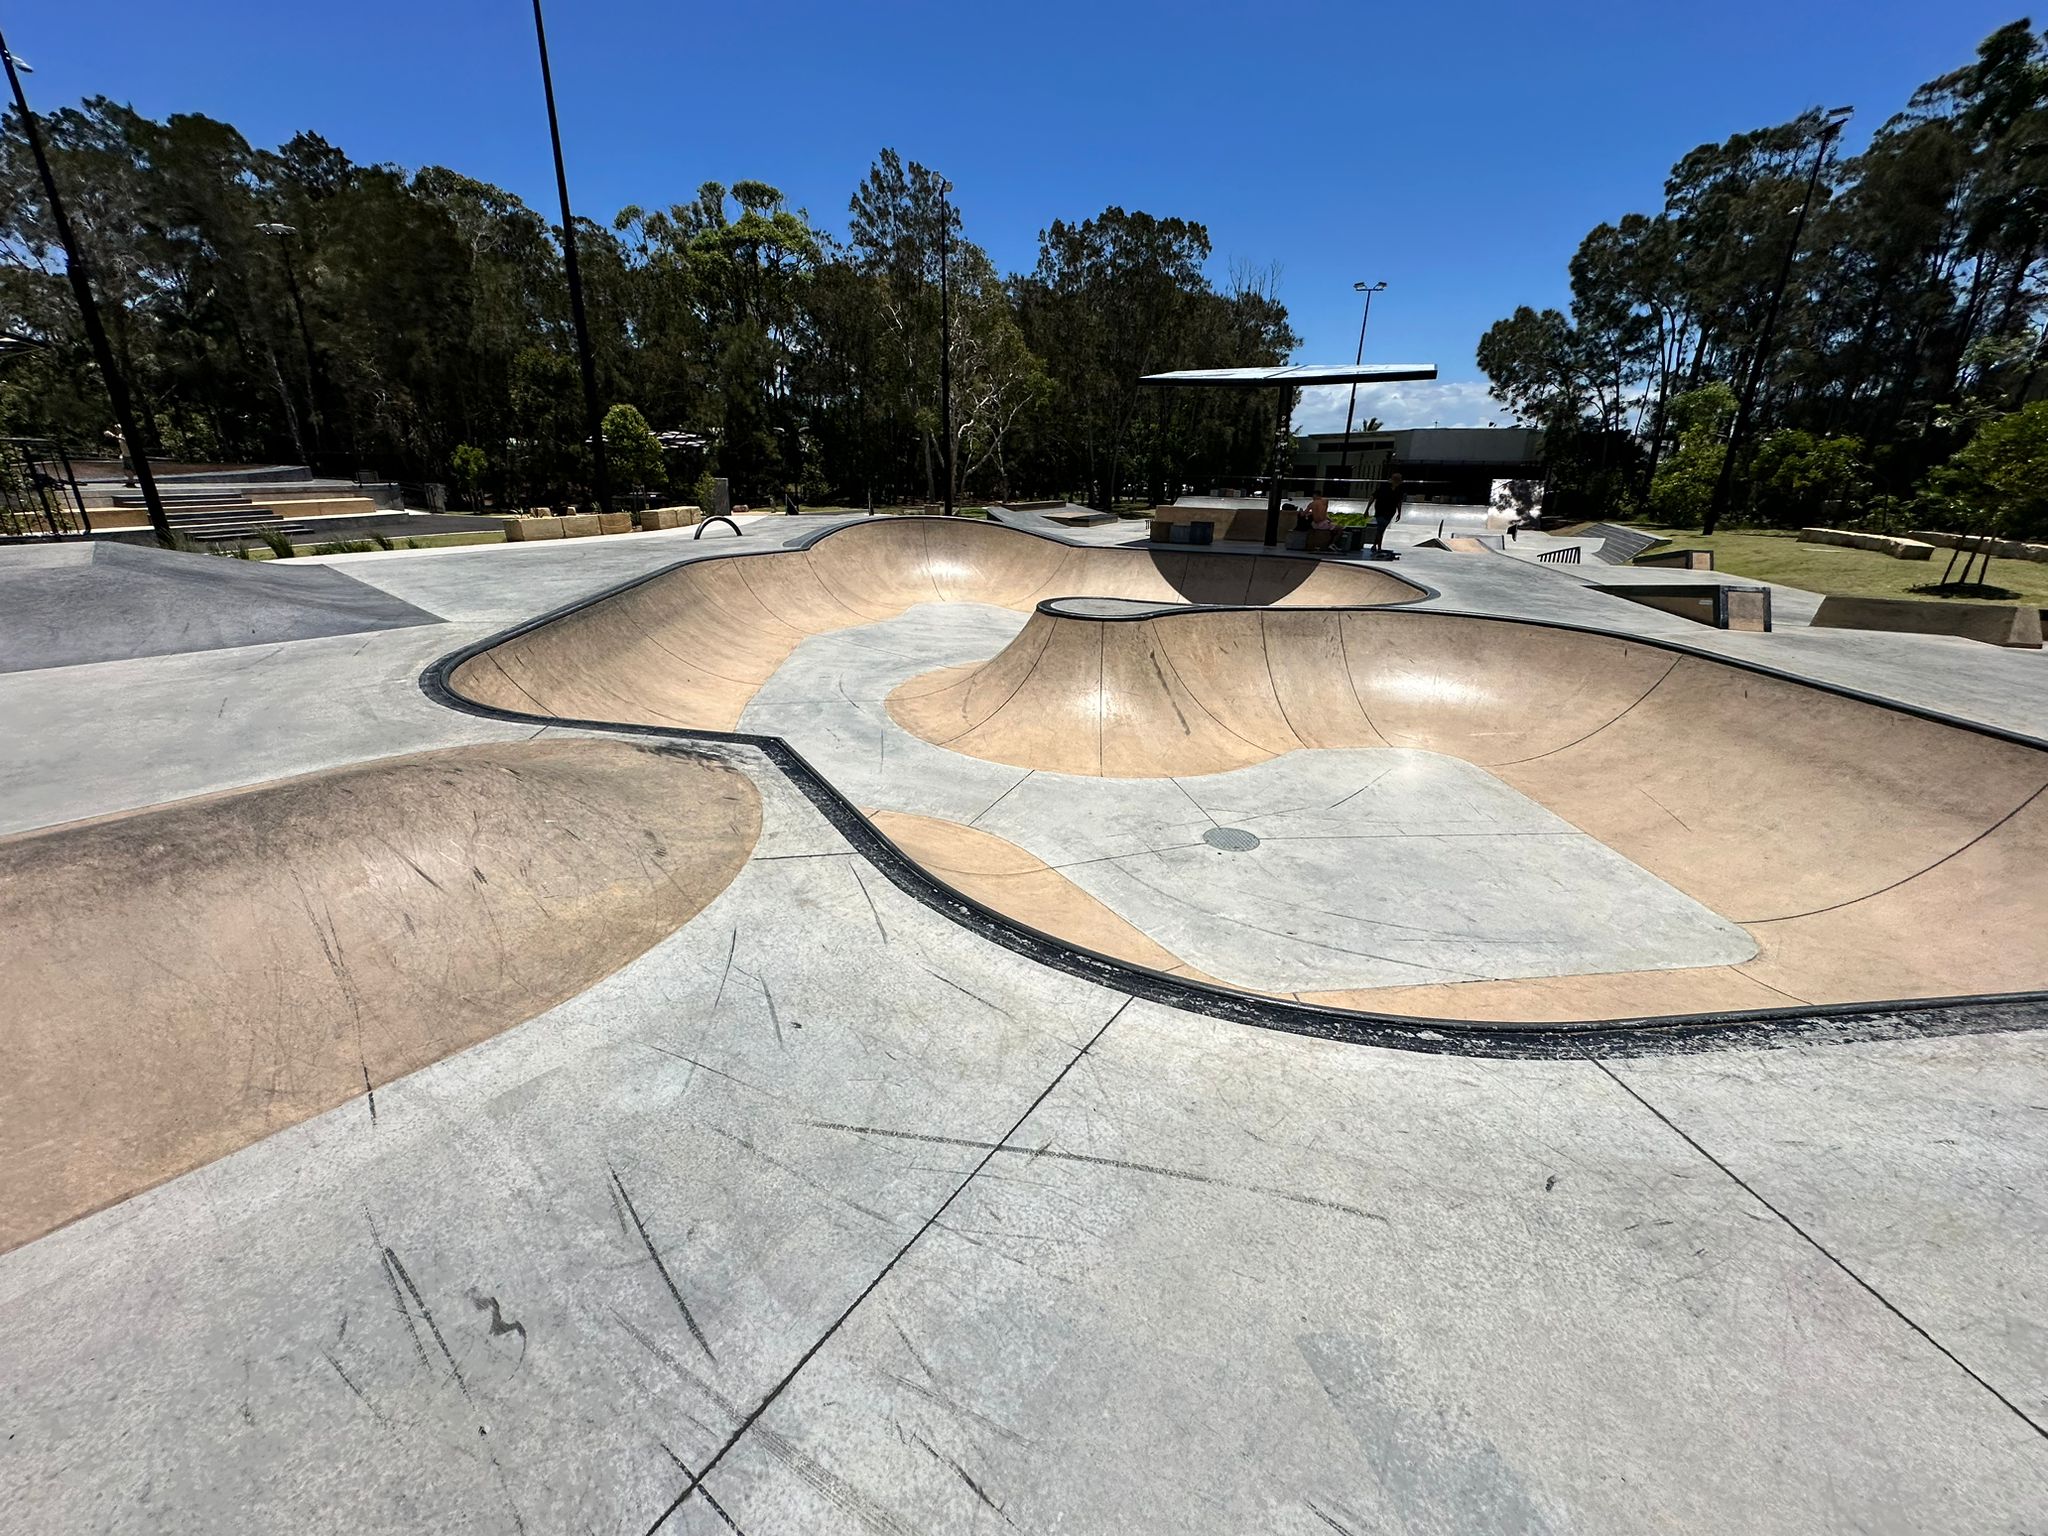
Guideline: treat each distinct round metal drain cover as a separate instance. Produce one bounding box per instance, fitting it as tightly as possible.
[1202,827,1261,853]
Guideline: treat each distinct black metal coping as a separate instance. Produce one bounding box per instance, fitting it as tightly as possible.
[417,516,2048,1059]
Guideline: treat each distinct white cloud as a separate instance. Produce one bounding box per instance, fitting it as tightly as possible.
[1291,380,1511,433]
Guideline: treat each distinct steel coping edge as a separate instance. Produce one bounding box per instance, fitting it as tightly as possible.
[415,516,2048,1059]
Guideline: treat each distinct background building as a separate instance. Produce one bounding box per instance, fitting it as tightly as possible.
[1289,425,1544,503]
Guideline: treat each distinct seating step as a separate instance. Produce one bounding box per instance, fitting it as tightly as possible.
[167,506,279,527]
[114,488,252,507]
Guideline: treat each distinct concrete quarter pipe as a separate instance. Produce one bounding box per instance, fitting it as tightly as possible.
[438,518,2048,1032]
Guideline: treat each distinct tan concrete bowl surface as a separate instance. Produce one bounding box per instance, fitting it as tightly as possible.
[441,517,2048,1032]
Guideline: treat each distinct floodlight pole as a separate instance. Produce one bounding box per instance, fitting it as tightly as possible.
[2,33,170,543]
[532,0,612,514]
[1337,281,1384,496]
[938,178,954,516]
[1705,106,1851,534]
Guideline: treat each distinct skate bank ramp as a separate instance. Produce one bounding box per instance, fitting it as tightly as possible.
[0,541,440,672]
[0,739,759,1250]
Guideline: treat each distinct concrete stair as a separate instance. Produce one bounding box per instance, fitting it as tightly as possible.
[113,488,314,543]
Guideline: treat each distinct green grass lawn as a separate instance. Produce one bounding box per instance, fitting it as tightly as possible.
[1631,526,2048,607]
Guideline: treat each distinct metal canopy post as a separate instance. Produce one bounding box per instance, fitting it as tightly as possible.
[1264,387,1290,547]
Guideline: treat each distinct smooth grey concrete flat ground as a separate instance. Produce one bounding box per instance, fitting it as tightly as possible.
[743,607,1754,991]
[3,518,2045,1532]
[316,513,863,622]
[0,540,441,672]
[0,620,521,834]
[0,518,841,836]
[1,738,2041,1533]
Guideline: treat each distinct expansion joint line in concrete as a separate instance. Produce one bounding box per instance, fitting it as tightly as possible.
[641,996,1135,1534]
[1580,1048,2048,1445]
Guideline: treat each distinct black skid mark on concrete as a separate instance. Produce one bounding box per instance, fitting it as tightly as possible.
[609,1164,716,1363]
[383,1247,475,1405]
[467,1288,530,1361]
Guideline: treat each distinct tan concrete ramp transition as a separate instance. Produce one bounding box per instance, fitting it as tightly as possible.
[0,739,759,1251]
[888,602,2048,1014]
[449,518,1419,730]
[444,520,2048,1022]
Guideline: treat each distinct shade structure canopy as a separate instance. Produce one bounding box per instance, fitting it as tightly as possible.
[1140,362,1441,545]
[1139,363,1438,388]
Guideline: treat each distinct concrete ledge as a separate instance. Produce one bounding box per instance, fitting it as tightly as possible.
[596,511,633,536]
[1811,593,2043,648]
[557,514,600,539]
[1635,547,1714,570]
[1800,527,1935,560]
[1592,581,1772,631]
[1913,529,2048,565]
[504,516,564,542]
[1151,504,1272,541]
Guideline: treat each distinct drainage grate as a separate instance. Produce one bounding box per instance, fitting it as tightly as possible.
[1202,826,1261,853]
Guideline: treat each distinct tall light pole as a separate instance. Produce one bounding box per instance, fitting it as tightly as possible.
[531,0,611,514]
[256,222,322,460]
[1337,280,1385,498]
[938,177,954,516]
[1,35,171,542]
[1705,105,1852,534]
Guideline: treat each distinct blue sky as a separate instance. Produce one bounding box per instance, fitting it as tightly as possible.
[7,1,2030,426]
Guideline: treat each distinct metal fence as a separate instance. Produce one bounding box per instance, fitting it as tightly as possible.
[0,438,90,540]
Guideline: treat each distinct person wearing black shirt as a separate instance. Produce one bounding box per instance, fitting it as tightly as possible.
[1371,470,1405,556]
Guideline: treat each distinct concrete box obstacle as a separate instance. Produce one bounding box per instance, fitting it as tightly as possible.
[1810,593,2043,647]
[1635,547,1714,570]
[504,515,564,541]
[1151,502,1271,541]
[1799,527,1936,560]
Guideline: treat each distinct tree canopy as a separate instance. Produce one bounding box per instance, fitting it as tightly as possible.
[1477,21,2048,537]
[1,111,1291,509]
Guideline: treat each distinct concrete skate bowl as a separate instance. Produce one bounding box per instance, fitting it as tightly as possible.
[0,739,759,1251]
[430,518,2047,1045]
[885,598,2048,1024]
[445,517,1424,730]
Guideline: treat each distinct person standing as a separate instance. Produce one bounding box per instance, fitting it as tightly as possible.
[1371,469,1405,556]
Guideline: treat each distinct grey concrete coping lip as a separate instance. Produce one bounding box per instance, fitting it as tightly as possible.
[417,516,2048,1058]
